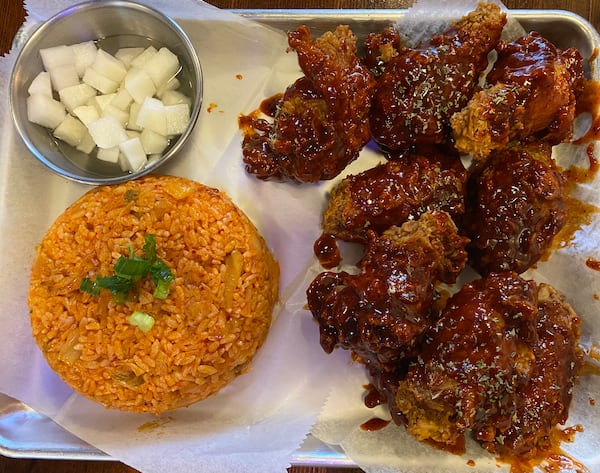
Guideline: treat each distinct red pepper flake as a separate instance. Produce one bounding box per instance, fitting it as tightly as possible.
[236,74,243,80]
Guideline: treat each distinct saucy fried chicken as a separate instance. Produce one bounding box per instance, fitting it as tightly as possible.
[461,142,567,275]
[369,2,506,153]
[240,25,376,182]
[451,32,585,159]
[307,210,469,370]
[363,26,404,76]
[321,146,468,243]
[394,272,583,457]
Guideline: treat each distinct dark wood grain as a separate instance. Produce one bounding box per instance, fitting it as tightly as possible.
[0,0,598,471]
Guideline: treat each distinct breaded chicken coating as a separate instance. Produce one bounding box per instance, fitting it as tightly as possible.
[240,25,376,182]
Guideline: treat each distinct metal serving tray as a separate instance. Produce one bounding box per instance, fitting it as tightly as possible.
[1,8,599,467]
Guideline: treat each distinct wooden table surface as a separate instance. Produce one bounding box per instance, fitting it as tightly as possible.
[0,0,598,472]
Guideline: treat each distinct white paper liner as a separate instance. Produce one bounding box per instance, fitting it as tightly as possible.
[1,1,599,473]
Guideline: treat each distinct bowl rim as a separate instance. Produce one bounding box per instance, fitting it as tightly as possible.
[9,0,203,185]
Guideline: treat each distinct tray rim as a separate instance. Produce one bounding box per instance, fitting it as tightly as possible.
[1,6,599,468]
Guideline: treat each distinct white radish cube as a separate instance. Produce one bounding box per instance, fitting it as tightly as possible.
[88,93,116,112]
[53,115,87,147]
[76,131,96,154]
[40,45,75,70]
[71,41,98,77]
[119,137,147,171]
[144,47,179,89]
[102,104,129,127]
[27,94,66,129]
[48,64,79,91]
[82,67,118,94]
[110,88,133,111]
[127,102,142,131]
[73,105,100,125]
[147,154,162,166]
[140,128,168,155]
[115,47,144,67]
[130,46,157,69]
[136,97,166,135]
[97,146,121,163]
[92,49,127,83]
[165,103,190,135]
[124,67,156,104]
[58,83,96,113]
[161,89,191,106]
[156,77,180,98]
[87,116,128,148]
[28,71,52,97]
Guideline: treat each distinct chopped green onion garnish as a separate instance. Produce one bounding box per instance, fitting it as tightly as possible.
[127,311,155,332]
[80,234,174,303]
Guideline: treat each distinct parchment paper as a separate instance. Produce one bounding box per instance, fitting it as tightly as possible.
[1,1,600,473]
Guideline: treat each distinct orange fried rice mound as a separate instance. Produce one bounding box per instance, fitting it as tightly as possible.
[28,175,279,414]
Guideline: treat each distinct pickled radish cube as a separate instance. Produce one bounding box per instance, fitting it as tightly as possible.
[130,46,157,69]
[91,49,127,83]
[110,88,133,111]
[96,146,120,163]
[27,94,66,129]
[48,64,79,91]
[144,47,179,89]
[140,128,168,155]
[87,116,128,148]
[119,137,147,171]
[73,105,100,126]
[88,93,115,112]
[127,102,142,131]
[76,131,96,154]
[58,83,96,113]
[165,103,190,135]
[102,104,129,127]
[40,45,74,70]
[115,47,144,67]
[28,71,52,97]
[161,90,191,106]
[136,97,166,135]
[71,41,98,77]
[53,115,87,147]
[82,67,118,94]
[156,77,180,98]
[126,130,141,139]
[147,154,162,166]
[124,67,156,104]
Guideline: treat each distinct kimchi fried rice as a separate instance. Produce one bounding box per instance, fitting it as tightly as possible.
[28,175,279,414]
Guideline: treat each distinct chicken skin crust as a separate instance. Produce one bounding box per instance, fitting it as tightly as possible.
[369,2,506,153]
[394,272,583,458]
[307,210,469,370]
[451,31,585,159]
[322,146,468,243]
[460,142,567,275]
[240,25,376,182]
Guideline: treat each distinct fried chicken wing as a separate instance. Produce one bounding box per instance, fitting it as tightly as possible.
[369,2,506,153]
[307,210,469,370]
[451,32,585,159]
[321,146,468,243]
[363,26,404,76]
[239,25,376,182]
[394,272,583,457]
[460,142,567,275]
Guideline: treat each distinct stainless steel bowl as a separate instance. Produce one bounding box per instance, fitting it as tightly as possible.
[10,0,202,185]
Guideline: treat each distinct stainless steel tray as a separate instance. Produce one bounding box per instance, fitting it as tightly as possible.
[2,8,599,467]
